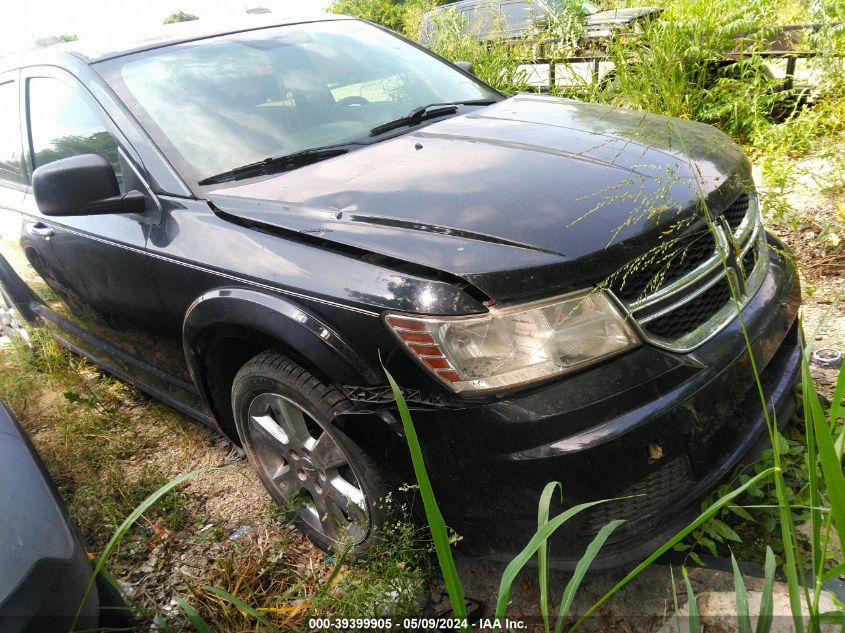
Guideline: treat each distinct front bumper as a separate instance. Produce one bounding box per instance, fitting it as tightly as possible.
[409,233,801,569]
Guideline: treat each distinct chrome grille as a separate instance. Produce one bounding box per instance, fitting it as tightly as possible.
[611,230,717,302]
[721,192,751,233]
[611,191,767,353]
[643,278,733,339]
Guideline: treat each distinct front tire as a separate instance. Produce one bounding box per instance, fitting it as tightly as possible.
[232,351,389,553]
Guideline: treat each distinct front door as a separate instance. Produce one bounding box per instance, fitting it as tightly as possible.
[12,67,163,379]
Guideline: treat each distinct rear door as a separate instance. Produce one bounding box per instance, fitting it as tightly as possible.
[0,71,53,323]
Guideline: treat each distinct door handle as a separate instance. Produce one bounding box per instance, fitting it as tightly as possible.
[25,222,54,238]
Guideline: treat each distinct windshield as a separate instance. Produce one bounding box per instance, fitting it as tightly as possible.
[102,19,499,185]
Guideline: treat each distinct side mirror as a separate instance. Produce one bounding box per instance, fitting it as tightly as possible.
[455,60,475,75]
[33,154,145,217]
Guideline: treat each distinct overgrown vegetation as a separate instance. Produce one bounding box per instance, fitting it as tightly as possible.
[581,0,842,143]
[4,0,845,629]
[673,353,845,632]
[0,331,433,631]
[0,331,186,550]
[678,427,811,566]
[328,0,845,628]
[335,0,845,151]
[178,503,429,631]
[330,0,414,32]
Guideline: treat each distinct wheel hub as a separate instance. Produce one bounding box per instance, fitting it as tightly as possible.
[245,392,369,544]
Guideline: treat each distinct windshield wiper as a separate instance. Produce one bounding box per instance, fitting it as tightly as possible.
[198,146,351,186]
[369,100,497,137]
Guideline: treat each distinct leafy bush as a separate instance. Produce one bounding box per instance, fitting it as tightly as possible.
[579,0,788,140]
[418,3,532,93]
[330,0,408,32]
[163,11,199,24]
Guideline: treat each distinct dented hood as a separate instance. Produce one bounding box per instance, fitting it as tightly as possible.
[208,95,750,302]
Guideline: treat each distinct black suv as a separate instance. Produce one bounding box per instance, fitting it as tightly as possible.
[0,13,800,567]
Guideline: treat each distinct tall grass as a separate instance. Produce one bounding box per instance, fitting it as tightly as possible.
[71,467,214,631]
[669,547,776,633]
[383,367,468,621]
[579,0,787,138]
[383,364,787,630]
[796,347,845,630]
[0,331,188,550]
[667,352,845,632]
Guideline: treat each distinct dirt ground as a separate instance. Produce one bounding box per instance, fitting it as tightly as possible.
[762,137,845,395]
[97,420,324,625]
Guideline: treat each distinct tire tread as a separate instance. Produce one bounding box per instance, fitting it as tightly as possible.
[235,350,350,417]
[231,350,389,554]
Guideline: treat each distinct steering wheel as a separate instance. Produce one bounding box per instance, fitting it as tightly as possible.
[335,95,370,107]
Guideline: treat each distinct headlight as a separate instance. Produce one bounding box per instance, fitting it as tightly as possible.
[385,290,639,393]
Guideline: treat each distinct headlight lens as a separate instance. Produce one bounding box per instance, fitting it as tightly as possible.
[385,290,639,393]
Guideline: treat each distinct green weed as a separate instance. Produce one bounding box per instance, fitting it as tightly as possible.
[0,330,186,552]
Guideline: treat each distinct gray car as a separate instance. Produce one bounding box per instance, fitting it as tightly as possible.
[419,0,662,47]
[0,401,131,632]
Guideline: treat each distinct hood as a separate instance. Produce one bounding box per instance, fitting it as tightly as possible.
[209,95,749,303]
[585,7,663,26]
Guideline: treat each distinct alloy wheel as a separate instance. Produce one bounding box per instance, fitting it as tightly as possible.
[245,392,370,544]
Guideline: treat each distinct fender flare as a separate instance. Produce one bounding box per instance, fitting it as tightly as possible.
[182,287,381,405]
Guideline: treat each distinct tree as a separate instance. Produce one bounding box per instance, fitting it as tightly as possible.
[330,0,454,35]
[34,132,120,175]
[57,34,79,42]
[163,10,199,24]
[330,0,406,32]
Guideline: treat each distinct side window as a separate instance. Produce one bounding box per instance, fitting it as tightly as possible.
[467,5,495,37]
[0,81,26,185]
[27,77,122,185]
[502,2,535,30]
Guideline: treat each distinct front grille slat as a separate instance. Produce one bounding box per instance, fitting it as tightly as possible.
[741,246,757,280]
[644,279,733,339]
[612,192,764,349]
[721,192,750,233]
[610,229,717,302]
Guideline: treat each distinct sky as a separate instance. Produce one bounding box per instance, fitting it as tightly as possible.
[0,0,333,56]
